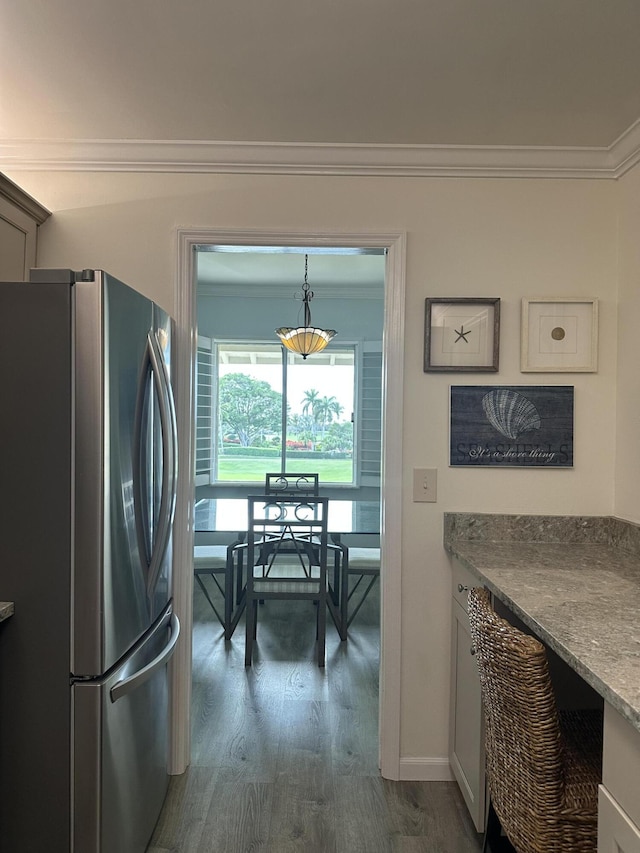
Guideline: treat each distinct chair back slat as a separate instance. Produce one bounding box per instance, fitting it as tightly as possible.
[264,472,320,497]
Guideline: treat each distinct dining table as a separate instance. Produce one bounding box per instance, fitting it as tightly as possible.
[194,496,381,642]
[194,497,380,541]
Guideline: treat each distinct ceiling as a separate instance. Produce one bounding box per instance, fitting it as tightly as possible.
[2,0,640,166]
[197,248,386,298]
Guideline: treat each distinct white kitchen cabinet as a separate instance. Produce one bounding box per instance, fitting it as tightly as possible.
[598,702,640,852]
[445,516,640,850]
[0,173,50,280]
[599,787,640,853]
[449,559,486,832]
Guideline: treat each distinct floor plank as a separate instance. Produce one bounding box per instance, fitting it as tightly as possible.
[149,581,482,852]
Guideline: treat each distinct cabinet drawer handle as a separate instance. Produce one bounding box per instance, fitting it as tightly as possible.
[457,583,469,593]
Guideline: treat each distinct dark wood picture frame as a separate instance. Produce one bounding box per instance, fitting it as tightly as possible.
[424,297,500,372]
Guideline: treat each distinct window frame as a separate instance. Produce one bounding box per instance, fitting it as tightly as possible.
[204,338,363,488]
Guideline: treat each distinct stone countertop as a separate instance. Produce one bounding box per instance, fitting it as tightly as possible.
[444,513,640,734]
[0,602,14,622]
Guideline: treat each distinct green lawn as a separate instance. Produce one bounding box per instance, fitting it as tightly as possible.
[217,455,353,483]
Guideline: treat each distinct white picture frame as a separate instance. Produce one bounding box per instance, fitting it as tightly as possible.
[521,297,598,373]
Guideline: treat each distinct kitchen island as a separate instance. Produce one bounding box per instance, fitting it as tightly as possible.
[444,513,640,852]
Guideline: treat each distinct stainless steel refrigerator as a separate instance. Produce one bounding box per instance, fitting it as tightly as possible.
[0,269,180,852]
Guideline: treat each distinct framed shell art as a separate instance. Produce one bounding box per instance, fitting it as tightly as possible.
[521,297,598,372]
[424,298,500,372]
[450,385,574,467]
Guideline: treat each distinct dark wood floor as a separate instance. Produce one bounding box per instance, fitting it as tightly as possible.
[148,580,483,852]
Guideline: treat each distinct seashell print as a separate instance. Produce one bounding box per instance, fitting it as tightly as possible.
[481,389,541,440]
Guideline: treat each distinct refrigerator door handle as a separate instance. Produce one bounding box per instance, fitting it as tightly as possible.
[110,611,180,703]
[133,330,178,597]
[146,330,178,599]
[133,336,154,568]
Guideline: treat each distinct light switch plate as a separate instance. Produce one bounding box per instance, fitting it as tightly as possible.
[413,468,437,502]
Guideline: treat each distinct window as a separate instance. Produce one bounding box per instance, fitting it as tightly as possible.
[196,339,373,486]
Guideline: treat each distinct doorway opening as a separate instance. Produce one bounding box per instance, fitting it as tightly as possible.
[194,245,383,496]
[172,229,406,780]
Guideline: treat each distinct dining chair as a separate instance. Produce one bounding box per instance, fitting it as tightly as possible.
[335,544,380,640]
[264,472,321,552]
[264,472,320,497]
[243,495,340,666]
[467,587,602,853]
[193,540,246,640]
[265,474,344,625]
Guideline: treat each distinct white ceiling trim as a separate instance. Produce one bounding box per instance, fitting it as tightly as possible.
[2,120,640,179]
[609,116,640,178]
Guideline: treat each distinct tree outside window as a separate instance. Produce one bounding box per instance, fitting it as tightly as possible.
[213,342,355,483]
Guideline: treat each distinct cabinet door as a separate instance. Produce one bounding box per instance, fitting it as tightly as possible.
[450,596,486,831]
[0,209,31,280]
[599,786,640,853]
[0,175,49,280]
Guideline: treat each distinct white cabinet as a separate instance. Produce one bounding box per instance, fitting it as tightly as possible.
[599,787,640,853]
[449,559,485,832]
[598,702,640,852]
[0,174,50,280]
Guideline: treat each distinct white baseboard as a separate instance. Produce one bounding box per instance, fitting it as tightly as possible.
[398,756,454,782]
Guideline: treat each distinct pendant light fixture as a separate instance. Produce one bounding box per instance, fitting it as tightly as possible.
[275,254,336,359]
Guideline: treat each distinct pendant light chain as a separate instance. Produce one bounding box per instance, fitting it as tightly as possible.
[275,252,337,359]
[301,254,312,327]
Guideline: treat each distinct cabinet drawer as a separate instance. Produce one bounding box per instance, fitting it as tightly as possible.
[598,785,640,853]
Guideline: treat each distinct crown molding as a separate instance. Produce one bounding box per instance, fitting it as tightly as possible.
[2,124,640,179]
[609,116,640,178]
[0,172,50,222]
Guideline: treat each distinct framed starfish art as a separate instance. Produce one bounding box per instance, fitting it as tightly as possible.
[424,297,500,372]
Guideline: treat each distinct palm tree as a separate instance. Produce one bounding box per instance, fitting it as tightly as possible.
[301,388,321,418]
[316,395,343,437]
[301,388,322,445]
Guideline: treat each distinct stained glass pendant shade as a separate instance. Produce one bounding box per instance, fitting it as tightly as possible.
[275,254,336,359]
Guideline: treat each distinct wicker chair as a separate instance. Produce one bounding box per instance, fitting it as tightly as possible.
[467,587,603,853]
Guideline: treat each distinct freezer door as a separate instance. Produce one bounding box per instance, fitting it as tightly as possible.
[72,604,180,853]
[73,271,177,675]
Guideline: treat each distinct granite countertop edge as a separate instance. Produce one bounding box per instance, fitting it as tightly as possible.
[0,601,14,622]
[444,513,640,735]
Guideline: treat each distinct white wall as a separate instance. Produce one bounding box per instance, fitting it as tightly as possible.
[615,163,640,523]
[197,292,384,343]
[11,168,619,770]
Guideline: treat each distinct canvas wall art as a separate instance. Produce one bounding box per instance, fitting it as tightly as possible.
[450,385,574,467]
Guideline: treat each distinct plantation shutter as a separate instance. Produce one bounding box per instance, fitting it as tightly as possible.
[195,335,214,486]
[360,344,382,485]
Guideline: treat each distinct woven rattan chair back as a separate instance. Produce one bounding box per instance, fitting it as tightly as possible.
[467,587,602,853]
